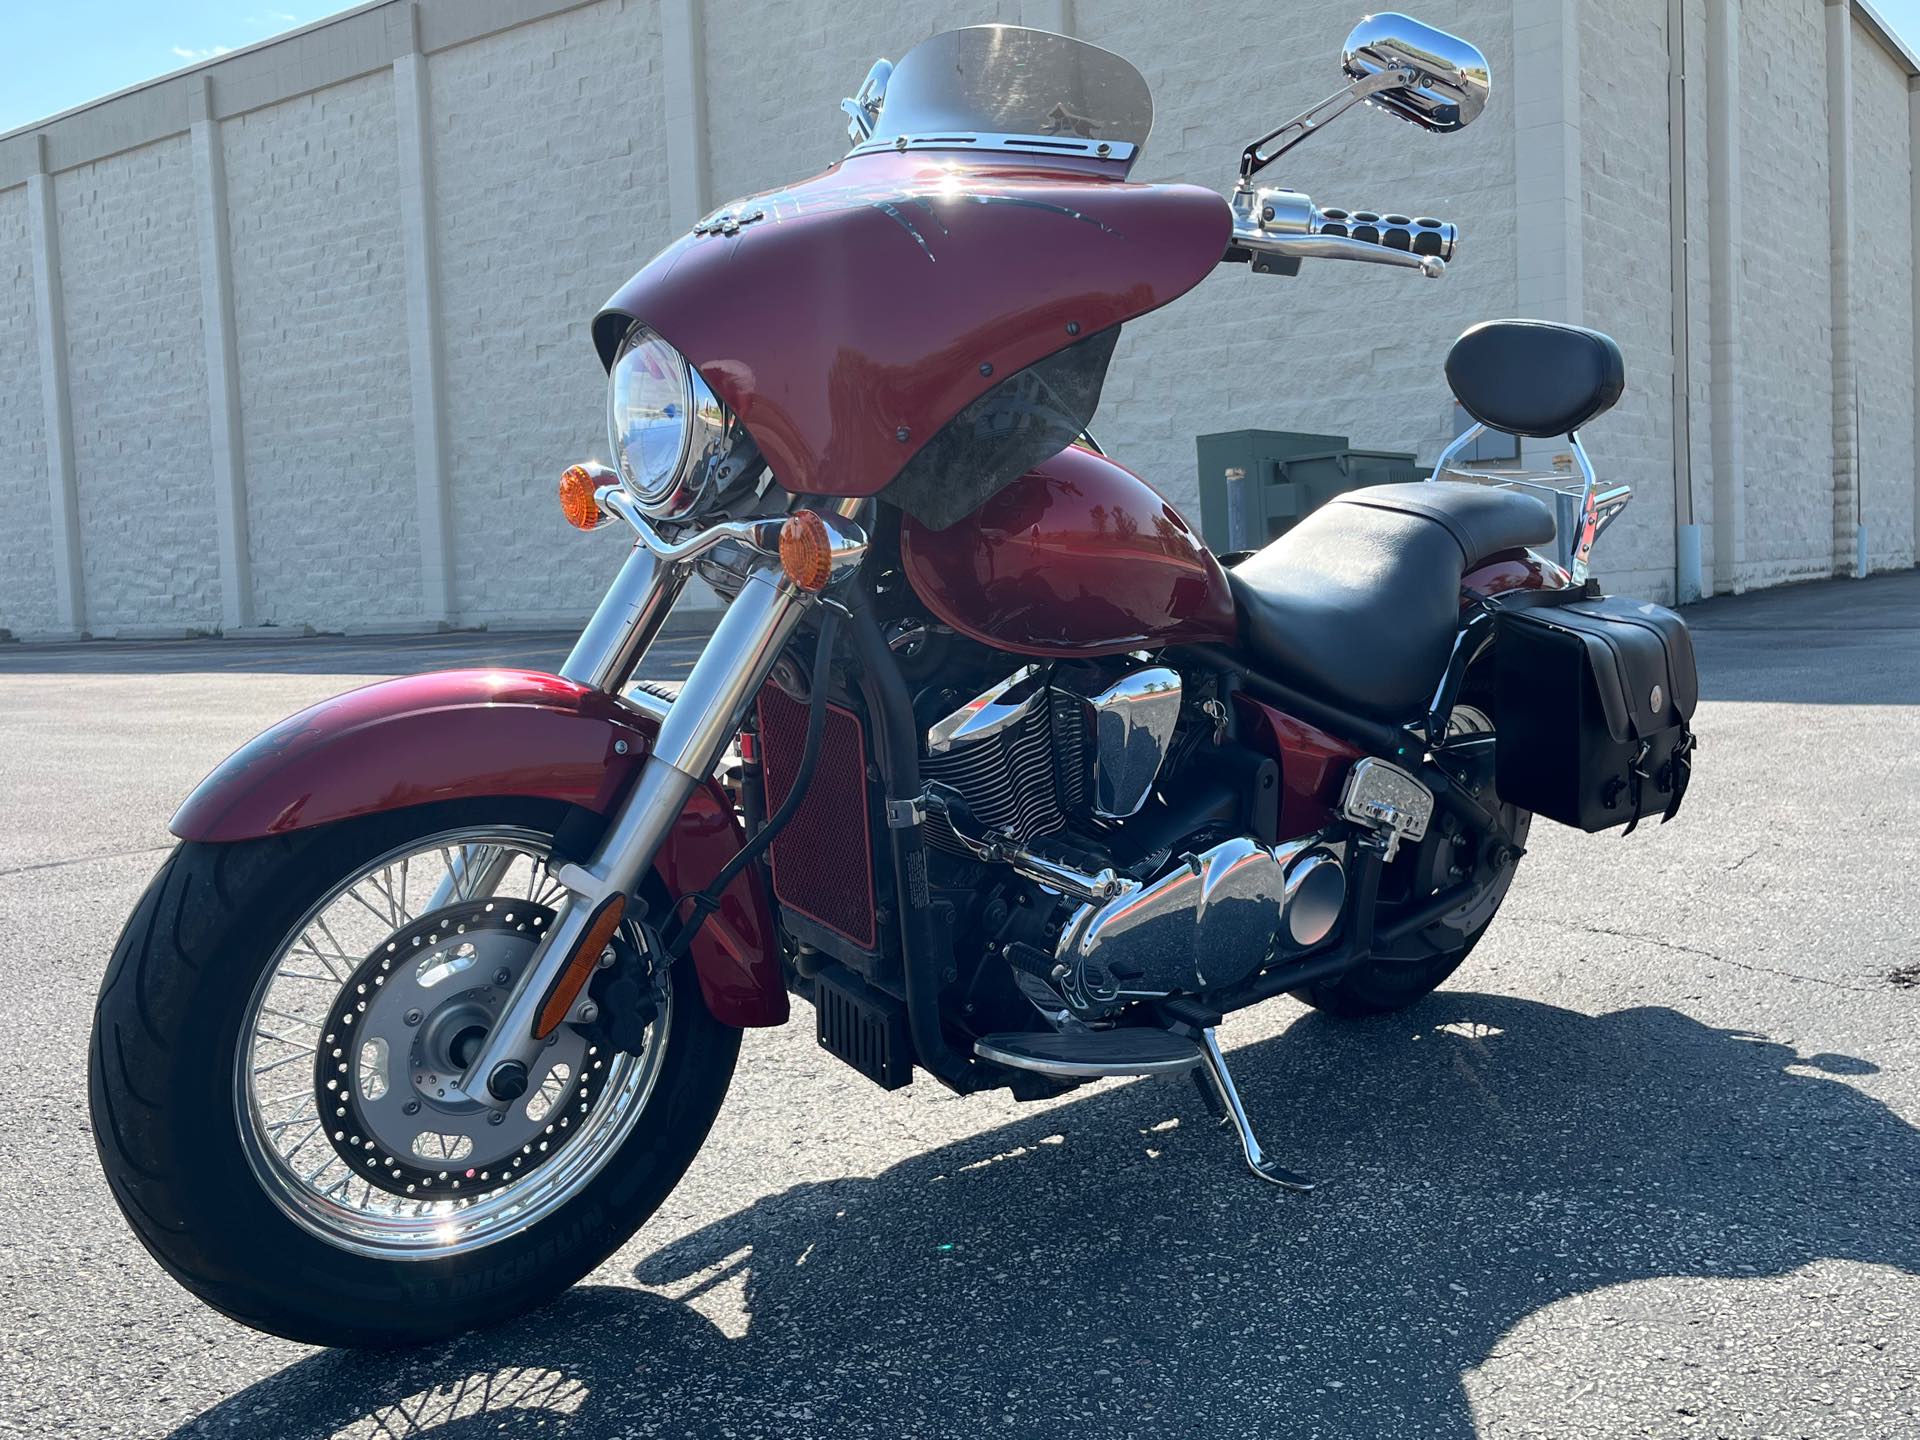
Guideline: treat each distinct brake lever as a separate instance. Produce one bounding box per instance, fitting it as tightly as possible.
[1245,232,1445,278]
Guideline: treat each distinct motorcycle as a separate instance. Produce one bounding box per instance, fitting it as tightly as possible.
[89,14,1699,1346]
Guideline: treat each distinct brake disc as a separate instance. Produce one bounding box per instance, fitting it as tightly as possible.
[312,899,610,1197]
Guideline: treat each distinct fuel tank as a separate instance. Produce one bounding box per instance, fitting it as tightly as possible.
[897,444,1238,658]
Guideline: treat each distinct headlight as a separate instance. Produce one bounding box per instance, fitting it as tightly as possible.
[607,324,735,520]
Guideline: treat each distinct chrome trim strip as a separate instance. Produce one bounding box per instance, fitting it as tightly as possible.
[926,666,1043,755]
[847,129,1136,161]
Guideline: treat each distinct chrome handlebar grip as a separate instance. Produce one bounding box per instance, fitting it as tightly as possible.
[1229,184,1452,278]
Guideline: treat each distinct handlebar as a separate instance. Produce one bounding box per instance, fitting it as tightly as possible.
[1227,185,1456,279]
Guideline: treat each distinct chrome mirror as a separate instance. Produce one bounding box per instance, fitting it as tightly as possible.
[1342,14,1490,133]
[1239,13,1489,182]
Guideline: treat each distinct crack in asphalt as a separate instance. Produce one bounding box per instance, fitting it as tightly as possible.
[1513,916,1891,996]
[0,844,171,881]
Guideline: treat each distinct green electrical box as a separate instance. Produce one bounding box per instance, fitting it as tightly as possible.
[1194,429,1421,554]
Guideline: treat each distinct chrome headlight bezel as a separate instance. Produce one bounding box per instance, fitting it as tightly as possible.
[607,324,738,522]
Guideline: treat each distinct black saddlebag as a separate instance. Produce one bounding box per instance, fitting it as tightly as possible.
[1492,591,1698,832]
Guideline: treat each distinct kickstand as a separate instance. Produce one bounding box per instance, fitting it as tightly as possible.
[1194,1027,1315,1193]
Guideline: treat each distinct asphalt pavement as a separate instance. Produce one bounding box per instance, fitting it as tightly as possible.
[1,571,1917,1439]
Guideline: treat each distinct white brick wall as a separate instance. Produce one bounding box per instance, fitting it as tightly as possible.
[55,135,222,634]
[0,0,1915,641]
[223,70,419,630]
[1578,0,1682,600]
[0,186,55,638]
[1852,18,1918,571]
[1737,0,1837,587]
[431,0,675,627]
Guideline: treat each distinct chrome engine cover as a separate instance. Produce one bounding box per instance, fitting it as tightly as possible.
[1058,837,1345,1005]
[1056,665,1182,818]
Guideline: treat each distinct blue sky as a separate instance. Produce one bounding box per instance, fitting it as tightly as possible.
[1,2,360,133]
[7,0,1920,136]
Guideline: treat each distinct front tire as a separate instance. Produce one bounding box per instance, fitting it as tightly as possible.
[88,799,739,1347]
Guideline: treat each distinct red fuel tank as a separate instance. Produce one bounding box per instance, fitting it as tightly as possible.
[897,445,1237,658]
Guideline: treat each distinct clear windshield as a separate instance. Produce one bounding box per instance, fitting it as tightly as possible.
[867,26,1153,167]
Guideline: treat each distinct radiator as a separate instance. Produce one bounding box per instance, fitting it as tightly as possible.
[755,684,878,952]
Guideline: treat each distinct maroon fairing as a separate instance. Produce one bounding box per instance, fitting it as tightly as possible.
[170,670,786,1028]
[898,443,1238,658]
[594,151,1230,501]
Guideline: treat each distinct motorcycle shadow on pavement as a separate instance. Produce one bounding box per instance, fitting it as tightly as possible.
[173,992,1920,1439]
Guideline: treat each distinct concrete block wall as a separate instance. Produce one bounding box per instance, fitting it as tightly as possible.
[56,136,223,634]
[430,0,673,627]
[0,186,55,639]
[1853,14,1918,571]
[0,0,1916,640]
[225,72,420,630]
[1579,0,1680,600]
[1739,0,1838,586]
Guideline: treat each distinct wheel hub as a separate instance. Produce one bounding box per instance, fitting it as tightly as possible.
[313,899,607,1197]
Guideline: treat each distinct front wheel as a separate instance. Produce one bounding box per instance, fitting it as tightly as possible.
[88,799,739,1347]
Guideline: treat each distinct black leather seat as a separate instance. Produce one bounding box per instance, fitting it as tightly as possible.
[1228,482,1556,720]
[1446,319,1625,438]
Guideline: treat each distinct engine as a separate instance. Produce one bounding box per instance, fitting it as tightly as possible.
[915,660,1347,1014]
[920,666,1088,856]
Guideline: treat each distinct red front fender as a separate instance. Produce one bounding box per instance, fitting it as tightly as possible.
[171,668,787,1027]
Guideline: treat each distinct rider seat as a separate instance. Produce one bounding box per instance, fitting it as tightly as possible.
[1227,482,1556,720]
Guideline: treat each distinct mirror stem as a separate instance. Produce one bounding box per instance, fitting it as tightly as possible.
[1239,67,1413,182]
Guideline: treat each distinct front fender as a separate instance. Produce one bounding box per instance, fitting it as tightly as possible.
[171,668,787,1027]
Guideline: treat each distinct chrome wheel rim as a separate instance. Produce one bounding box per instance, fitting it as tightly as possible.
[233,826,670,1260]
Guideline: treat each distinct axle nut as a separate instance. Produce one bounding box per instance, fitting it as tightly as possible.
[487,1060,529,1102]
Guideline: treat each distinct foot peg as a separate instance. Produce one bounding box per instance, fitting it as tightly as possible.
[973,1027,1203,1078]
[1194,1027,1315,1192]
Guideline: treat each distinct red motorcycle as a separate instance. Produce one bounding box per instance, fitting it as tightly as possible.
[90,15,1697,1346]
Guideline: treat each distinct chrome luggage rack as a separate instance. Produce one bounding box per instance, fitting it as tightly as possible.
[1428,423,1632,584]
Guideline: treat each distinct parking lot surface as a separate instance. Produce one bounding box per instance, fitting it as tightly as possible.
[1,572,1916,1439]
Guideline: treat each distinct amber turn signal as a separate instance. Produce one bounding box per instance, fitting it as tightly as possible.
[558,464,607,531]
[779,509,833,591]
[534,894,626,1039]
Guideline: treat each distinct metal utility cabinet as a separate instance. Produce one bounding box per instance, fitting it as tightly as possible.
[1195,430,1420,554]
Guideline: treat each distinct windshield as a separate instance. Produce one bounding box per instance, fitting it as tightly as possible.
[865,26,1153,169]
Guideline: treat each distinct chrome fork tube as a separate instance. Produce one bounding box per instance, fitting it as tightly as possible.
[452,560,811,1102]
[561,542,689,693]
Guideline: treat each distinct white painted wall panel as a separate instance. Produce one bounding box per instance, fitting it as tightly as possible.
[54,136,221,634]
[0,185,57,638]
[222,70,418,631]
[1738,0,1835,586]
[1852,19,1917,570]
[430,0,672,626]
[1579,0,1678,600]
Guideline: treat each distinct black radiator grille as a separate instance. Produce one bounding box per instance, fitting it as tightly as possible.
[756,684,878,951]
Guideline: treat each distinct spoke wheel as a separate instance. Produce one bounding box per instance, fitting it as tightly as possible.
[233,826,670,1259]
